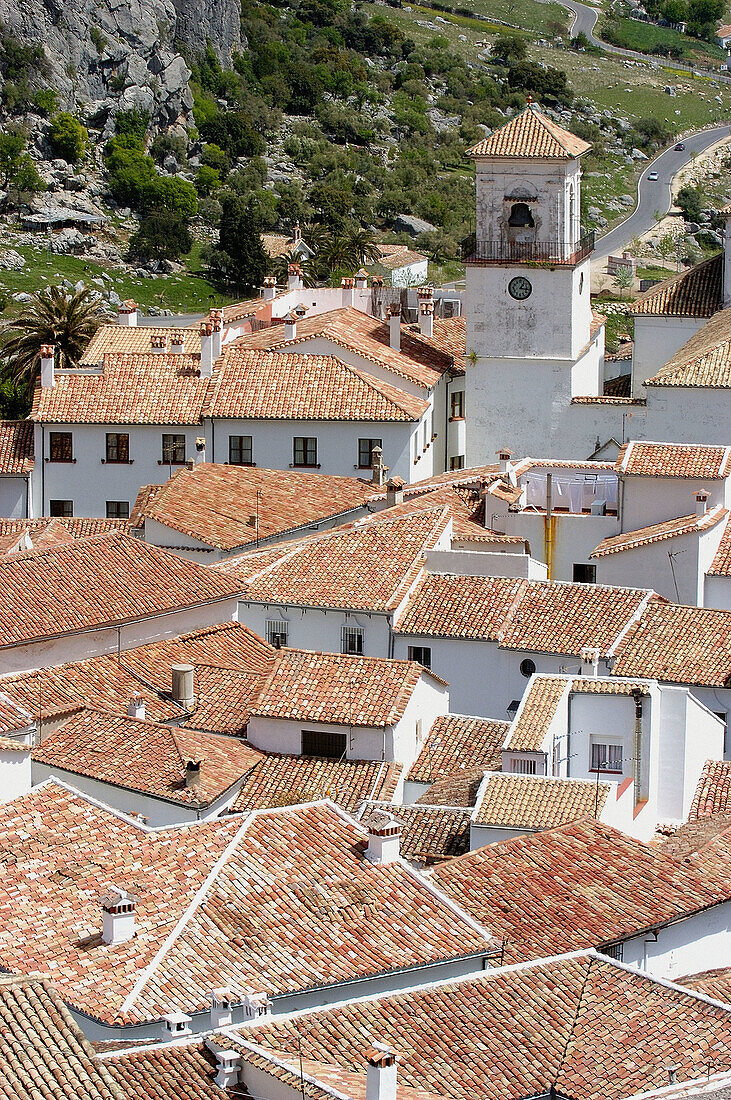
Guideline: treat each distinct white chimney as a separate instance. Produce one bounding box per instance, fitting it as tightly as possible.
[496,447,513,475]
[195,436,206,465]
[366,1044,398,1100]
[161,1011,192,1039]
[118,300,138,327]
[240,990,270,1020]
[171,663,195,709]
[293,222,302,243]
[283,312,297,340]
[365,814,401,865]
[386,476,405,507]
[151,333,167,355]
[388,305,401,352]
[215,1051,241,1089]
[200,322,214,378]
[580,645,600,677]
[695,489,708,517]
[210,309,223,360]
[170,330,185,354]
[185,759,202,788]
[419,303,434,339]
[210,988,236,1029]
[127,696,146,720]
[101,887,137,945]
[262,276,277,301]
[355,269,369,289]
[341,277,355,307]
[288,263,302,291]
[40,344,55,389]
[371,445,386,488]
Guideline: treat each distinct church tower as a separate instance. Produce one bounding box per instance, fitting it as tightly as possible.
[464,102,604,461]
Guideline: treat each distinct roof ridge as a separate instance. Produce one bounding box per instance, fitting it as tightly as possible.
[0,528,122,567]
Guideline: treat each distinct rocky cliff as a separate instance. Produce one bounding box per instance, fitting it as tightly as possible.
[0,0,241,127]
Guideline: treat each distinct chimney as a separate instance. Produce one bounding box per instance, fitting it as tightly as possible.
[210,309,223,360]
[171,663,195,709]
[294,303,308,319]
[355,269,369,289]
[262,275,277,301]
[580,645,600,677]
[371,445,386,488]
[127,696,146,721]
[195,436,206,465]
[417,286,434,304]
[100,887,137,945]
[283,312,297,340]
[199,322,214,378]
[185,759,202,788]
[40,344,55,389]
[386,476,405,507]
[341,276,355,307]
[496,447,513,475]
[150,333,167,355]
[388,304,401,352]
[210,988,236,1029]
[161,1011,192,1039]
[365,1044,398,1100]
[215,1051,241,1089]
[419,302,434,339]
[293,222,302,243]
[288,263,302,291]
[695,489,708,517]
[170,330,185,355]
[118,300,138,327]
[365,814,401,865]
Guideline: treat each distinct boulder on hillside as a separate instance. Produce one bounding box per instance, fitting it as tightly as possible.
[394,214,438,237]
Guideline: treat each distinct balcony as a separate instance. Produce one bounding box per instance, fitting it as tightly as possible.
[460,230,595,266]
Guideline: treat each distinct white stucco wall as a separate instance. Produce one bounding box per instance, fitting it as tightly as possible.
[0,747,31,802]
[631,316,706,397]
[0,476,30,519]
[237,603,393,658]
[619,899,731,982]
[621,475,727,533]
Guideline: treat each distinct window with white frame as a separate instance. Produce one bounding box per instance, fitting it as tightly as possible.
[266,619,289,648]
[341,625,364,655]
[511,757,537,775]
[591,742,623,773]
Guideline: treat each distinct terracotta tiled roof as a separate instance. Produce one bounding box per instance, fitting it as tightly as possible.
[31,707,262,807]
[571,395,646,405]
[358,801,471,861]
[373,244,427,270]
[262,233,297,257]
[590,508,727,557]
[646,308,731,388]
[679,968,731,1005]
[416,769,486,807]
[231,755,401,813]
[612,601,731,686]
[473,771,610,829]
[220,294,280,326]
[512,458,614,475]
[407,714,508,783]
[0,733,31,751]
[206,349,428,422]
[231,307,452,390]
[405,316,466,362]
[31,351,211,424]
[103,1043,223,1100]
[0,517,130,555]
[81,324,202,365]
[251,648,440,727]
[0,974,124,1100]
[396,573,526,640]
[371,484,525,547]
[466,105,592,159]
[709,518,731,576]
[432,818,726,963]
[0,420,33,474]
[631,253,723,318]
[616,441,731,479]
[216,507,450,612]
[135,463,378,551]
[0,622,273,735]
[690,760,731,821]
[245,951,731,1100]
[0,532,240,650]
[504,675,567,751]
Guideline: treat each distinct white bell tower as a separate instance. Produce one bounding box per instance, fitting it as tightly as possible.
[464,101,604,461]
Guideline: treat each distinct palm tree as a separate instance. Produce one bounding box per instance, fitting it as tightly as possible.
[0,285,110,389]
[273,250,318,288]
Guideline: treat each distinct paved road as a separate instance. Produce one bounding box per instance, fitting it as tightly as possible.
[593,123,731,259]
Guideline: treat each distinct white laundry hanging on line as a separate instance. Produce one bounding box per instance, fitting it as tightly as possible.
[525,475,546,509]
[569,479,584,513]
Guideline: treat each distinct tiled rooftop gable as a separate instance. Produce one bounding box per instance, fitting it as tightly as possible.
[631,253,722,319]
[0,419,34,475]
[616,441,731,479]
[466,104,592,159]
[612,600,731,687]
[590,508,728,558]
[80,323,203,365]
[407,713,508,783]
[473,771,611,829]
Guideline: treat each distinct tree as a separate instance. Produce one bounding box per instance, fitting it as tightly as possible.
[274,250,318,287]
[507,61,571,103]
[676,184,704,222]
[613,265,634,300]
[491,33,528,62]
[127,210,193,262]
[213,193,270,293]
[0,286,109,390]
[48,113,88,164]
[0,132,24,186]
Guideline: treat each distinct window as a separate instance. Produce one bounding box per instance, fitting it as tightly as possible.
[341,625,364,655]
[49,432,72,462]
[105,433,129,463]
[266,619,289,648]
[520,658,536,678]
[573,563,597,584]
[600,943,623,961]
[591,742,623,773]
[511,757,537,775]
[302,729,347,759]
[49,499,73,518]
[450,391,465,419]
[408,645,432,669]
[106,501,129,519]
[358,438,382,469]
[162,434,186,464]
[508,202,534,228]
[294,437,317,467]
[449,456,465,471]
[229,435,253,465]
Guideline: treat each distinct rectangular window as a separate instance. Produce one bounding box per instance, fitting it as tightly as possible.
[341,625,364,655]
[358,438,382,469]
[591,742,623,772]
[162,434,186,464]
[293,437,317,467]
[302,729,347,759]
[511,757,537,775]
[449,455,465,471]
[408,645,432,669]
[106,501,130,519]
[49,432,72,463]
[229,435,253,466]
[601,943,624,961]
[49,499,73,518]
[450,391,465,419]
[105,433,129,463]
[266,619,289,648]
[573,563,597,584]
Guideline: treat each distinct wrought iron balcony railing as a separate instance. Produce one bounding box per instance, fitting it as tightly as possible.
[460,230,595,265]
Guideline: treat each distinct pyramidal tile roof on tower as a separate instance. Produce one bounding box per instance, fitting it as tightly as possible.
[466,103,592,159]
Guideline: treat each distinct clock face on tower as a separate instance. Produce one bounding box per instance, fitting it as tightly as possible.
[508,276,532,301]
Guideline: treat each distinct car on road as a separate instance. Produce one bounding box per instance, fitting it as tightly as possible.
[647,171,659,181]
[675,143,685,150]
